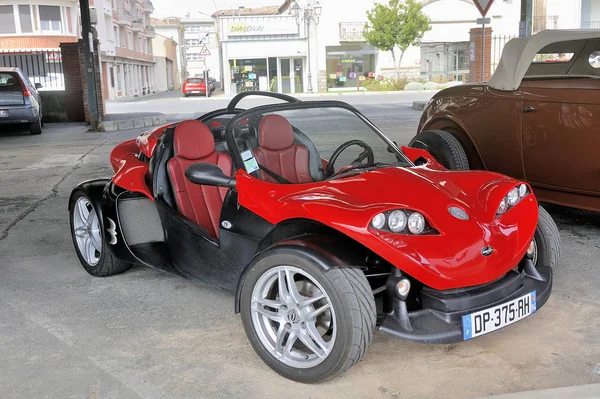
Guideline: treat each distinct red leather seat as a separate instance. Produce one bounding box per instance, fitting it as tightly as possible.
[167,120,232,238]
[253,114,312,184]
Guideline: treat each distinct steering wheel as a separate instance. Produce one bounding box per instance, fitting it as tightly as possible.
[326,139,375,177]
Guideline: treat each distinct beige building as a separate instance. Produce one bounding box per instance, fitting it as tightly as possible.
[152,32,179,91]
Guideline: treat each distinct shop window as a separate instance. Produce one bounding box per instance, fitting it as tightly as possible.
[19,5,33,33]
[39,5,62,33]
[0,6,16,34]
[229,59,268,93]
[325,48,375,90]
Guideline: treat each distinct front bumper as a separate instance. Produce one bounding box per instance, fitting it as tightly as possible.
[380,262,552,344]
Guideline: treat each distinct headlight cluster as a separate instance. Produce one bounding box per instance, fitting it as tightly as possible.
[497,184,530,215]
[371,209,435,235]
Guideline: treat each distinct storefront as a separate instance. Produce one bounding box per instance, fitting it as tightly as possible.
[325,44,377,90]
[217,15,312,96]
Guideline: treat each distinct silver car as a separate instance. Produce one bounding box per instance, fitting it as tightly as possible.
[0,67,43,135]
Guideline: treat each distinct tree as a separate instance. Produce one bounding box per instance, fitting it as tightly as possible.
[364,0,431,76]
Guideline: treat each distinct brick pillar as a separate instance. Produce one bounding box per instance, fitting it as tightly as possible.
[60,39,105,123]
[60,42,85,122]
[468,27,493,83]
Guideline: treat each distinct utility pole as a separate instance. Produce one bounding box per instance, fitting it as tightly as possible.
[79,0,100,130]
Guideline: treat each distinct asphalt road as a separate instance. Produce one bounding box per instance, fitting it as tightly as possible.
[0,100,599,398]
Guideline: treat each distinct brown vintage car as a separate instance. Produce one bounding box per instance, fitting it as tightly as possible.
[412,30,600,212]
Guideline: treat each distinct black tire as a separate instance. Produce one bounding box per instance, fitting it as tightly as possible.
[409,129,469,170]
[240,249,376,383]
[69,191,132,277]
[533,205,561,268]
[30,116,42,135]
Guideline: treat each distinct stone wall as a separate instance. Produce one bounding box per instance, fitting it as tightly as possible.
[39,91,69,123]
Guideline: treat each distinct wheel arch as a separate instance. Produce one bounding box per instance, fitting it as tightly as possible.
[234,219,368,313]
[420,116,486,170]
[68,179,110,213]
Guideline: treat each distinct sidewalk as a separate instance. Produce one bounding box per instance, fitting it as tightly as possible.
[481,383,600,399]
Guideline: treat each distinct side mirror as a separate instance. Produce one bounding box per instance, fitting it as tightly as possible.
[387,140,399,153]
[35,83,43,89]
[185,163,236,189]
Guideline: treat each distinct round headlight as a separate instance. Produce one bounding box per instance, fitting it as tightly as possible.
[497,198,508,214]
[507,187,520,206]
[407,212,425,235]
[372,213,386,229]
[519,184,528,198]
[388,210,407,233]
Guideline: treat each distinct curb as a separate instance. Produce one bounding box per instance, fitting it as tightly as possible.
[101,114,167,132]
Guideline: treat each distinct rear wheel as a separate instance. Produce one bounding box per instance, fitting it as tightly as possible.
[30,116,42,135]
[69,191,131,277]
[240,250,376,383]
[409,130,469,170]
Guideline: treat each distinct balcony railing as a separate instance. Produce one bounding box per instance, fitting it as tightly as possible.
[132,19,144,32]
[581,20,600,29]
[532,15,559,33]
[140,0,154,12]
[339,22,367,42]
[117,8,133,25]
[145,26,155,38]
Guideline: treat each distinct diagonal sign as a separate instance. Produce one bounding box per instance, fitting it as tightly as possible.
[473,0,494,17]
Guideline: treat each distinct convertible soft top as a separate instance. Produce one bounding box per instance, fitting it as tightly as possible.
[488,29,600,91]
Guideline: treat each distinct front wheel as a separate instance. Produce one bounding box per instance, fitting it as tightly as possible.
[69,191,132,277]
[409,130,469,170]
[527,205,561,269]
[240,250,376,383]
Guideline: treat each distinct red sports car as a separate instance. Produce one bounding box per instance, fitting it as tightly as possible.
[182,77,211,97]
[69,92,559,383]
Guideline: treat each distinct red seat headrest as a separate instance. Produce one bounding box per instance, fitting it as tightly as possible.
[173,120,215,160]
[258,114,294,151]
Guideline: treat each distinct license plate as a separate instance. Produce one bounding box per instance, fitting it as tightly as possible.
[462,291,536,340]
[191,91,200,93]
[0,110,7,117]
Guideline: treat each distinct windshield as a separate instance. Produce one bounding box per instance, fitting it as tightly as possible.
[228,104,411,184]
[186,78,205,83]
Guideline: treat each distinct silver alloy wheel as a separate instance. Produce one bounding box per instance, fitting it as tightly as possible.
[529,238,539,266]
[250,265,336,369]
[72,197,102,266]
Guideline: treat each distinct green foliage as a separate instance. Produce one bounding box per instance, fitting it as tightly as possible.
[364,0,431,69]
[364,76,409,91]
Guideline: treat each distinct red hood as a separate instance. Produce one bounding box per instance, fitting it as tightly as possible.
[237,166,538,290]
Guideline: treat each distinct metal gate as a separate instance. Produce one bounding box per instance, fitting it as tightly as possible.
[0,50,65,90]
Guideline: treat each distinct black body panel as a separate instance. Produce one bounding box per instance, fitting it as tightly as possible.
[380,266,553,344]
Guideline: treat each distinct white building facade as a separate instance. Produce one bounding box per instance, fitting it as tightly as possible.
[91,0,156,100]
[181,17,220,84]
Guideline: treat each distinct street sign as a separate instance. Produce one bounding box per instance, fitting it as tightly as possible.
[473,0,494,17]
[476,17,491,25]
[199,45,211,56]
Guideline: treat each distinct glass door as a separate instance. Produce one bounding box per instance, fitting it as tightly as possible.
[279,58,291,94]
[293,58,304,93]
